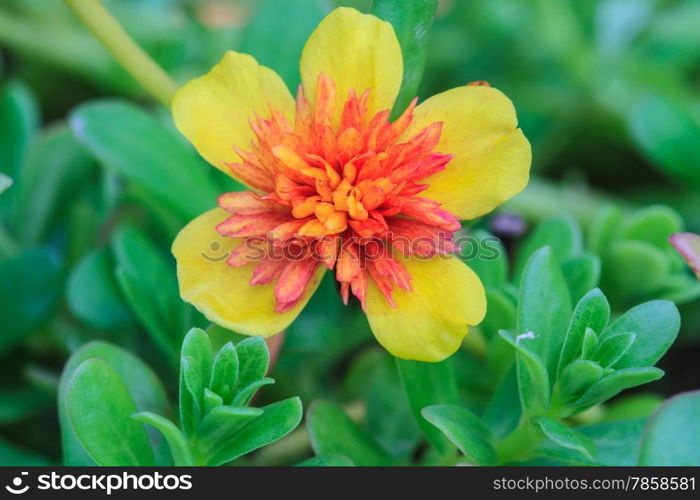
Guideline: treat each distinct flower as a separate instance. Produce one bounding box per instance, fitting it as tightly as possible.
[171,7,531,361]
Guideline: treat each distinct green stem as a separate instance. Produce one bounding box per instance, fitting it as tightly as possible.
[63,0,177,106]
[495,420,542,463]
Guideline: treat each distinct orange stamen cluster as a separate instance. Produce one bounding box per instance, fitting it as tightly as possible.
[217,74,460,312]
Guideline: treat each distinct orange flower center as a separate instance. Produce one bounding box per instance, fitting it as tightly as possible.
[217,74,459,313]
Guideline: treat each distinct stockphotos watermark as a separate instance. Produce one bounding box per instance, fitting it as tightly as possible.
[4,471,192,496]
[201,233,503,264]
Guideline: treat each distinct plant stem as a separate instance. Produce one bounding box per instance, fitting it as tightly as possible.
[495,420,542,463]
[63,0,177,106]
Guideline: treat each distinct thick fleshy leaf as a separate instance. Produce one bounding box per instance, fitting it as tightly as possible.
[422,405,497,465]
[12,126,94,245]
[561,253,601,304]
[621,205,682,250]
[67,249,136,331]
[370,0,437,115]
[600,300,680,368]
[112,225,187,361]
[558,360,604,402]
[639,391,700,465]
[132,412,193,466]
[558,288,610,376]
[627,92,700,188]
[179,328,213,439]
[297,454,353,466]
[534,416,596,462]
[514,215,583,282]
[0,248,61,354]
[65,359,154,466]
[58,341,170,466]
[205,397,303,466]
[571,368,664,410]
[499,331,550,414]
[306,400,394,466]
[71,100,219,221]
[0,80,38,177]
[517,247,572,378]
[396,358,459,455]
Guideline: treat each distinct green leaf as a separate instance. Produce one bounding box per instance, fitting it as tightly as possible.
[603,240,669,298]
[196,406,263,462]
[581,328,599,359]
[561,253,601,304]
[534,416,596,462]
[0,248,61,353]
[464,230,508,289]
[231,378,275,407]
[571,368,664,410]
[132,412,193,466]
[627,93,700,188]
[297,454,354,466]
[593,333,636,368]
[112,225,185,360]
[481,288,516,339]
[12,125,94,244]
[366,357,420,460]
[206,397,303,466]
[621,205,682,250]
[307,400,394,466]
[515,215,583,282]
[558,360,604,401]
[179,328,213,439]
[499,331,551,414]
[580,418,648,466]
[240,0,329,90]
[601,300,680,368]
[203,388,223,415]
[67,249,135,331]
[602,393,664,422]
[558,288,610,376]
[235,336,270,394]
[396,358,459,454]
[483,369,521,439]
[587,205,622,255]
[422,405,497,465]
[70,100,218,220]
[517,246,572,378]
[0,80,38,178]
[210,342,239,402]
[66,359,154,466]
[58,341,170,466]
[370,0,437,115]
[639,391,700,465]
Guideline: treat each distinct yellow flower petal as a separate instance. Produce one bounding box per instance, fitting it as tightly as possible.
[409,85,532,220]
[365,256,486,361]
[172,51,294,184]
[172,208,325,337]
[300,7,403,126]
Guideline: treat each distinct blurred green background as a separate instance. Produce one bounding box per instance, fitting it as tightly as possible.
[1,0,699,465]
